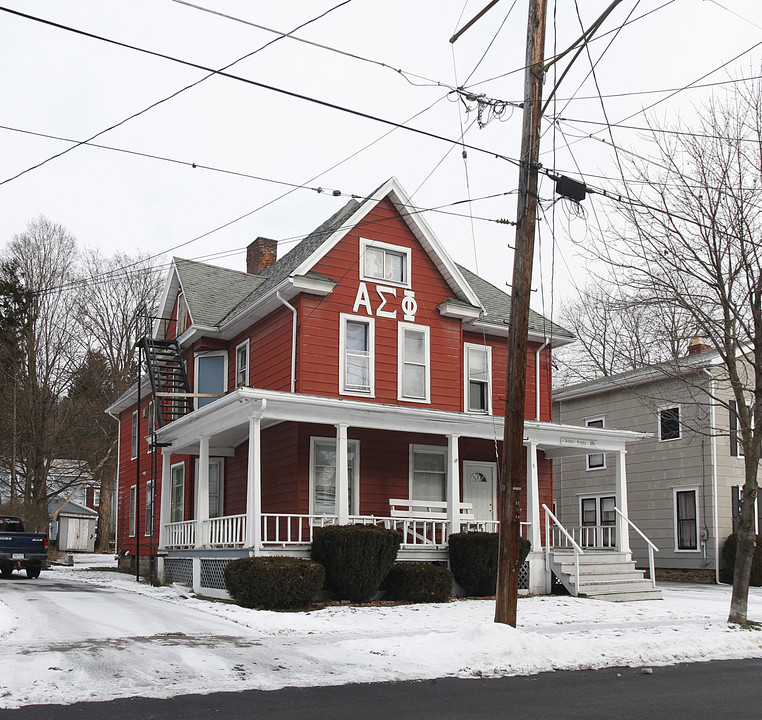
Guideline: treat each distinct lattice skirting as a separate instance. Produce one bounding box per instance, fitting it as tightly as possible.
[518,560,529,590]
[163,558,193,587]
[200,558,232,590]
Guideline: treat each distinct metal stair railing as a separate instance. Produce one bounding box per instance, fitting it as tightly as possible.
[140,337,193,427]
[614,506,659,588]
[543,503,585,596]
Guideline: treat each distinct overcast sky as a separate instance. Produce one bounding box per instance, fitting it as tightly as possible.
[1,0,761,318]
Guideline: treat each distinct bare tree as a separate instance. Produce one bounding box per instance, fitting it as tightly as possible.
[581,81,762,624]
[73,249,164,550]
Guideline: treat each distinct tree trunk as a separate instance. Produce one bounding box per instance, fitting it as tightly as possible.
[728,475,759,624]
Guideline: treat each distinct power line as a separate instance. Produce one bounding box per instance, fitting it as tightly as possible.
[171,0,454,91]
[0,1,354,188]
[0,6,521,180]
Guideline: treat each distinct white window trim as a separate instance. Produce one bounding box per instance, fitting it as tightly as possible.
[129,485,136,537]
[308,437,360,516]
[578,494,616,525]
[130,410,138,460]
[145,400,155,454]
[673,485,700,552]
[585,416,606,470]
[170,462,185,524]
[193,350,229,410]
[464,342,492,414]
[339,313,375,397]
[408,444,447,502]
[359,237,411,288]
[235,339,250,388]
[194,457,225,519]
[658,404,682,442]
[398,322,431,404]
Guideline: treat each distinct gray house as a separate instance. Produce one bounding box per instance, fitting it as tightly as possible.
[553,339,761,583]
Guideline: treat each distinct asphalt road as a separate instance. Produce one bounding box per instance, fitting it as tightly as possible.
[1,659,761,720]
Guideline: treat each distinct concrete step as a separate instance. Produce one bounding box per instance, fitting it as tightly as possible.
[584,588,663,602]
[558,561,638,575]
[572,571,645,582]
[575,579,657,595]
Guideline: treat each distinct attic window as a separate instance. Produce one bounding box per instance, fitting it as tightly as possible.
[176,292,189,335]
[360,238,410,287]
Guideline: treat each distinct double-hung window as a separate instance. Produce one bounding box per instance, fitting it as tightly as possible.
[235,340,249,387]
[170,463,185,523]
[131,410,138,460]
[145,480,154,536]
[585,417,605,470]
[195,458,224,519]
[465,343,491,413]
[340,314,374,396]
[129,485,136,537]
[410,445,447,502]
[194,351,227,409]
[674,487,699,550]
[659,406,681,441]
[310,438,359,515]
[398,323,430,402]
[360,238,410,287]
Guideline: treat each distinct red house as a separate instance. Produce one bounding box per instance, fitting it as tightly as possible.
[108,178,644,599]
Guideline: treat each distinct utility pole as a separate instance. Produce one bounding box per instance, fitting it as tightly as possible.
[495,0,548,627]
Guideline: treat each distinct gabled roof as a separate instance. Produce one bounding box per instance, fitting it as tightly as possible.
[174,257,263,328]
[554,348,723,402]
[457,266,574,344]
[220,197,363,327]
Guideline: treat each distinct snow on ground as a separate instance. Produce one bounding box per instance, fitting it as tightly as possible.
[1,554,761,708]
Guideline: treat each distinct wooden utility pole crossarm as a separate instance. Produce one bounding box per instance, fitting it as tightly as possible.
[495,0,548,627]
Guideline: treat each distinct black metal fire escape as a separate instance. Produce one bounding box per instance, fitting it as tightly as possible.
[139,336,193,427]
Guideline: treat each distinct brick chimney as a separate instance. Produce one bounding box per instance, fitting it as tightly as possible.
[687,336,711,355]
[246,237,278,275]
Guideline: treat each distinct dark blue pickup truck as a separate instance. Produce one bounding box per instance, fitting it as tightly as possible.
[0,515,48,578]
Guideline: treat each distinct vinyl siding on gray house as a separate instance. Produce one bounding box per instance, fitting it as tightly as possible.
[553,365,751,577]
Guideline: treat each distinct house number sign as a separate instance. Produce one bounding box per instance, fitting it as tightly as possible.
[352,281,417,322]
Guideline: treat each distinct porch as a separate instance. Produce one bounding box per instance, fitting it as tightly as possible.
[154,387,647,597]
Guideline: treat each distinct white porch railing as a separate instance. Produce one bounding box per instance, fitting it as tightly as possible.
[261,513,338,546]
[543,504,584,596]
[165,519,196,548]
[205,514,246,547]
[164,512,513,551]
[548,523,616,549]
[615,506,659,588]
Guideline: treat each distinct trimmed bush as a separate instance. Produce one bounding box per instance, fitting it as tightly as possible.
[719,532,762,586]
[311,524,400,602]
[448,532,531,596]
[223,556,325,610]
[385,562,454,603]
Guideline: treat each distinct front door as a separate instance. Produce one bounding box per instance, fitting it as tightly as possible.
[462,461,497,522]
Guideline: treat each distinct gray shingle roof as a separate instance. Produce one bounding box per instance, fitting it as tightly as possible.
[456,265,574,341]
[219,197,365,326]
[174,257,264,328]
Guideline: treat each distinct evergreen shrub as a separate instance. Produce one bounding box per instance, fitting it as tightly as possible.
[719,532,762,586]
[384,562,454,603]
[223,556,325,610]
[311,524,400,602]
[448,532,531,596]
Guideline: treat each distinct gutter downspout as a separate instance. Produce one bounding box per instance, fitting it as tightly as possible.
[276,291,297,394]
[705,369,720,584]
[535,338,550,421]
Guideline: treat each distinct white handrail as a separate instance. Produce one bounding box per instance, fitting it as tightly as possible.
[614,506,659,588]
[542,504,584,596]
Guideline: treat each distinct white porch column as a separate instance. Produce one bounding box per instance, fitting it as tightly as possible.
[526,441,546,595]
[158,448,172,549]
[446,434,461,535]
[245,409,263,552]
[195,435,210,548]
[526,442,542,550]
[335,423,349,525]
[615,449,631,554]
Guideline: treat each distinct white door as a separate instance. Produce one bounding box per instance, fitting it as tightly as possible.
[462,462,497,522]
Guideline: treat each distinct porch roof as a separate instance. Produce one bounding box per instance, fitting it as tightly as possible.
[155,387,647,458]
